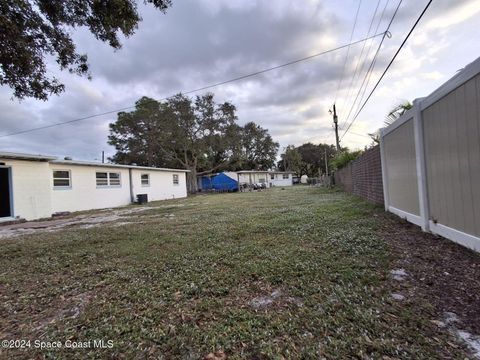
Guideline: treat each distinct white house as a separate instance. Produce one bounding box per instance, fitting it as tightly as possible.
[0,152,189,221]
[236,170,294,187]
[237,170,270,187]
[269,171,294,187]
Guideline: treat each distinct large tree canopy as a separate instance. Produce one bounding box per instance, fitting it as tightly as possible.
[238,122,279,171]
[0,0,172,100]
[108,94,279,192]
[278,142,336,177]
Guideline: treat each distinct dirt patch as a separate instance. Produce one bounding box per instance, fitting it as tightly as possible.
[0,207,152,239]
[34,291,93,332]
[379,214,480,356]
[248,287,303,311]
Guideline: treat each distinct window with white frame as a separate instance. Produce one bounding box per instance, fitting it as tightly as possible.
[141,173,150,186]
[53,170,71,188]
[109,172,120,186]
[96,172,121,187]
[172,174,179,185]
[282,174,289,179]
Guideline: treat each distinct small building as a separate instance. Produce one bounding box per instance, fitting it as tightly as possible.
[0,151,189,221]
[269,171,294,187]
[237,170,270,187]
[237,170,294,188]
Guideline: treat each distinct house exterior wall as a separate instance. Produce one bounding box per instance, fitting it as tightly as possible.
[50,165,132,213]
[0,155,189,221]
[131,169,187,201]
[383,119,420,216]
[423,73,480,238]
[1,159,52,220]
[270,173,293,186]
[238,173,270,185]
[50,164,188,213]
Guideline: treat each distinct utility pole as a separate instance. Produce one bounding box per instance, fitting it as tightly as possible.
[324,148,329,176]
[332,104,340,151]
[101,151,105,164]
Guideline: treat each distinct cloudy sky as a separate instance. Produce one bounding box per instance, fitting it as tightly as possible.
[1,0,479,161]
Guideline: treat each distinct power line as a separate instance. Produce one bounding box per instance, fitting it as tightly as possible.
[340,0,400,132]
[339,0,391,130]
[333,0,363,105]
[1,32,386,139]
[348,131,371,139]
[338,0,381,121]
[341,0,433,141]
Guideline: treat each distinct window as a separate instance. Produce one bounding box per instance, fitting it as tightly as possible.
[172,174,179,185]
[53,170,71,188]
[141,173,150,186]
[259,177,265,183]
[282,174,289,179]
[109,173,121,186]
[96,172,108,186]
[270,174,274,180]
[96,172,121,187]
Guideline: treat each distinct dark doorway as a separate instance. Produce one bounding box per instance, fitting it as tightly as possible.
[0,168,11,218]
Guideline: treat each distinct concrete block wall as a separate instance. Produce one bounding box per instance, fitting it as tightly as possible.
[334,145,384,205]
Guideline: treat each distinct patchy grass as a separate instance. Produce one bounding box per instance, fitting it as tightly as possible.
[0,187,472,359]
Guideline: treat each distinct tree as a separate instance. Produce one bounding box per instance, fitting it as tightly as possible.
[0,0,172,100]
[277,143,336,177]
[330,148,363,170]
[385,101,413,125]
[297,143,336,177]
[238,122,279,170]
[369,100,413,144]
[108,96,176,167]
[277,145,303,174]
[108,93,279,193]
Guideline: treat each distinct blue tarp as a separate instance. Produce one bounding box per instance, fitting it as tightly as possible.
[200,172,238,191]
[200,176,214,191]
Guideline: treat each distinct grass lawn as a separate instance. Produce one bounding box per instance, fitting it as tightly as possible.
[0,186,473,359]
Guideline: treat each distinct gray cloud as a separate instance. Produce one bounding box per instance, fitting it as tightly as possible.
[0,0,478,160]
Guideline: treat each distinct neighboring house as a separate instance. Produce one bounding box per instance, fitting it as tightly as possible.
[237,170,270,187]
[269,171,294,187]
[237,170,294,187]
[0,151,189,221]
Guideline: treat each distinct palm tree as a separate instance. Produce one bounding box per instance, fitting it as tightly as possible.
[368,101,413,144]
[385,101,413,126]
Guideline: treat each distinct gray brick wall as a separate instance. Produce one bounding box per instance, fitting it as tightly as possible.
[334,145,384,205]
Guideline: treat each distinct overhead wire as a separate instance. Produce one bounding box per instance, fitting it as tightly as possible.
[1,31,386,139]
[333,0,363,106]
[341,0,433,141]
[337,0,382,126]
[342,0,394,129]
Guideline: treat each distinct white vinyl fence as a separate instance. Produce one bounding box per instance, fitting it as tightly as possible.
[380,57,480,252]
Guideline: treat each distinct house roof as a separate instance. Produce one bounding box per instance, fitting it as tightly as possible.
[0,151,57,161]
[237,170,270,174]
[0,151,189,172]
[237,170,294,174]
[50,159,190,172]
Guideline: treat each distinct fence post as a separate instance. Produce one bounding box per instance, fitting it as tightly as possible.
[379,128,390,212]
[413,98,430,232]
